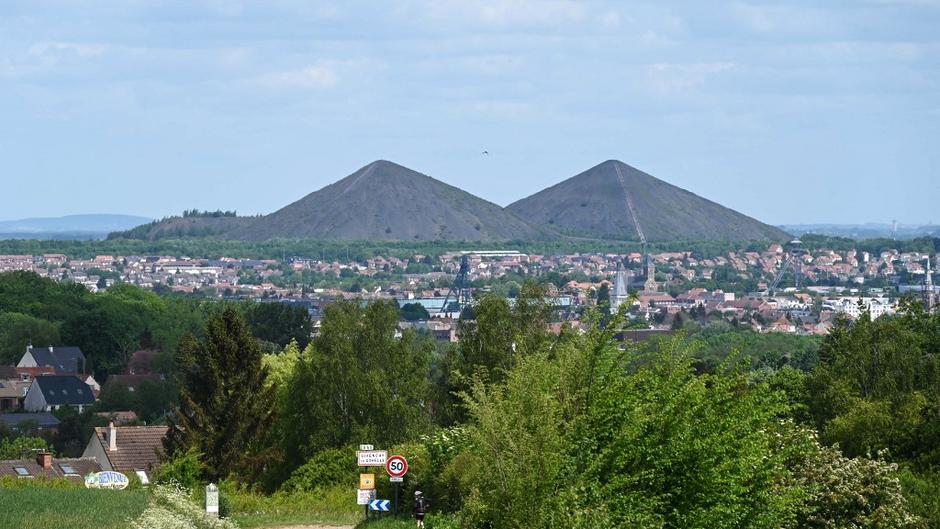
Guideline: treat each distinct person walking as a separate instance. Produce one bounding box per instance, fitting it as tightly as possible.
[412,490,430,528]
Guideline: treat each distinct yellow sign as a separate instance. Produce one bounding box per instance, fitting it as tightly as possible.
[359,473,375,490]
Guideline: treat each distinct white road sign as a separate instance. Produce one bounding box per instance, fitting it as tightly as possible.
[357,489,376,505]
[359,444,374,451]
[357,450,388,467]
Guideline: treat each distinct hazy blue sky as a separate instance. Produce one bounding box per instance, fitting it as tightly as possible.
[1,1,937,225]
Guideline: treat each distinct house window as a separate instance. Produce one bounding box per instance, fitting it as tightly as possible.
[76,388,83,395]
[60,464,77,475]
[13,466,31,477]
[135,470,150,485]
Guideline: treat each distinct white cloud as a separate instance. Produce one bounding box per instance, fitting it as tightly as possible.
[598,10,621,29]
[28,41,108,58]
[646,62,736,95]
[253,64,338,89]
[411,0,587,28]
[462,99,531,117]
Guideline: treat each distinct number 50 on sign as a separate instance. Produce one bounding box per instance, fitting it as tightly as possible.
[386,455,408,478]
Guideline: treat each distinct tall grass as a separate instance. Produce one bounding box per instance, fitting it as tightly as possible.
[0,478,149,529]
[226,483,364,528]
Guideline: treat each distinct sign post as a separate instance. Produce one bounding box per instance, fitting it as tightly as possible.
[356,446,386,519]
[205,483,219,518]
[357,450,388,467]
[385,455,409,515]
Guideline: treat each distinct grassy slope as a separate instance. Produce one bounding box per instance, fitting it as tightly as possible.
[0,487,149,529]
[228,485,363,528]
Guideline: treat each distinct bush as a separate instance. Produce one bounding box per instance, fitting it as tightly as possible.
[129,483,237,529]
[153,447,204,490]
[900,468,940,529]
[281,446,357,493]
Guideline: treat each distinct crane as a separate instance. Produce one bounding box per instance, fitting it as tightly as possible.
[769,239,806,295]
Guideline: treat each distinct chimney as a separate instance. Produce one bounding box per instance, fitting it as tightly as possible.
[36,452,52,470]
[108,422,117,451]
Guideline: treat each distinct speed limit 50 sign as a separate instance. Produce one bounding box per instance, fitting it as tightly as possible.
[385,455,408,479]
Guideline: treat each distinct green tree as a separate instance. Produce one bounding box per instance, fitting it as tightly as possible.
[279,300,432,470]
[244,301,312,349]
[0,436,52,459]
[164,306,277,482]
[807,303,940,465]
[0,312,60,365]
[400,302,431,321]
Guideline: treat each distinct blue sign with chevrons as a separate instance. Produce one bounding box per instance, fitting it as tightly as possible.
[369,499,391,512]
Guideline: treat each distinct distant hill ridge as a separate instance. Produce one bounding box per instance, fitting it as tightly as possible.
[111,159,789,243]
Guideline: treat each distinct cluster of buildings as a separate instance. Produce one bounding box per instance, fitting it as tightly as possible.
[0,243,936,339]
[0,345,167,483]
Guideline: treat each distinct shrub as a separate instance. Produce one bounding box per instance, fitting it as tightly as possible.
[153,447,204,490]
[129,483,237,529]
[281,446,357,493]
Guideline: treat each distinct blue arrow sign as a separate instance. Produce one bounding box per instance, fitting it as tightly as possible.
[369,499,391,512]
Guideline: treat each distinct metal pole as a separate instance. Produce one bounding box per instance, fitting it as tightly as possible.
[394,482,399,516]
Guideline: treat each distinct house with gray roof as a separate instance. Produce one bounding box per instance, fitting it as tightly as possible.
[17,345,86,374]
[0,452,100,481]
[23,375,95,412]
[0,412,61,432]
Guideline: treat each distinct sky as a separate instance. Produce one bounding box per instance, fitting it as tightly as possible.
[0,0,937,226]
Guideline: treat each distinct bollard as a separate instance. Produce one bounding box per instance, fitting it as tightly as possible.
[206,483,219,518]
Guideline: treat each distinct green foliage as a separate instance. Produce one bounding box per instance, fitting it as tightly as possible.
[400,302,431,321]
[807,303,940,466]
[442,309,923,529]
[689,325,822,372]
[280,300,433,469]
[243,300,312,348]
[442,282,555,424]
[790,438,922,529]
[51,407,108,457]
[0,312,59,365]
[0,271,205,378]
[164,307,277,482]
[281,447,357,493]
[97,378,177,423]
[154,447,205,490]
[900,468,940,529]
[129,483,238,529]
[224,483,362,528]
[0,436,52,459]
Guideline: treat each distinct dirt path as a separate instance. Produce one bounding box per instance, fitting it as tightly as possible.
[270,526,355,529]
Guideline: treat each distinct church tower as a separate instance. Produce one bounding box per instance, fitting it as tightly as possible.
[643,254,657,292]
[926,256,936,313]
[610,260,632,313]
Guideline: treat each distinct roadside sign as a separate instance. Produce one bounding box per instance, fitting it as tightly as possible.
[357,489,376,505]
[357,450,388,467]
[390,476,403,483]
[359,444,374,451]
[369,499,391,512]
[205,484,219,517]
[359,473,375,490]
[84,471,129,490]
[385,455,408,478]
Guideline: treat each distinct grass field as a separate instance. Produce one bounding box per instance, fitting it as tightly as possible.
[228,484,364,528]
[0,480,404,529]
[0,486,149,529]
